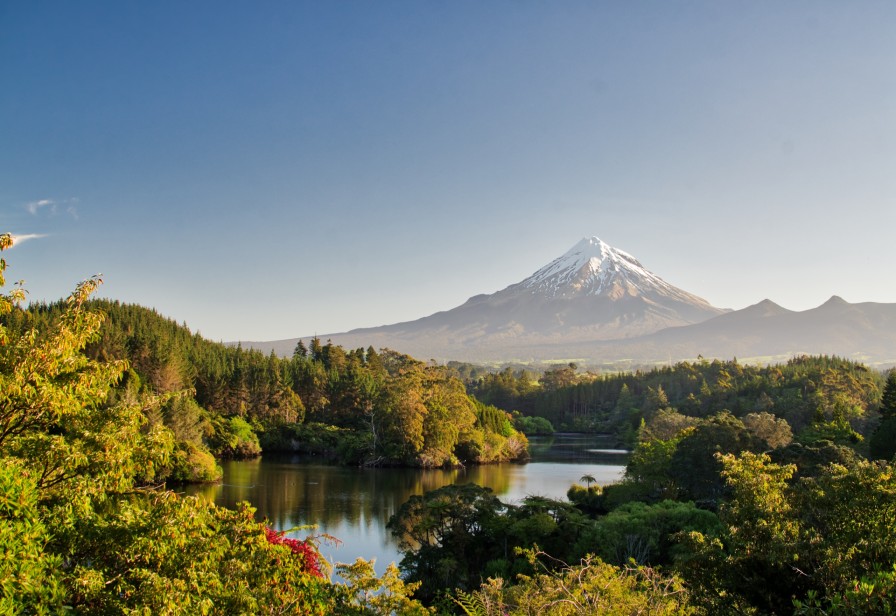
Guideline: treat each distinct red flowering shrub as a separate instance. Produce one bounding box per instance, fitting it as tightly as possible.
[264,526,325,578]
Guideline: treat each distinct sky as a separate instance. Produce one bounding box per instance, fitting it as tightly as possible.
[1,2,894,342]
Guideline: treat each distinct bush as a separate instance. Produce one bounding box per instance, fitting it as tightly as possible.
[574,500,722,566]
[210,416,262,459]
[167,441,223,483]
[567,484,606,515]
[459,550,696,615]
[513,415,555,435]
[0,461,65,612]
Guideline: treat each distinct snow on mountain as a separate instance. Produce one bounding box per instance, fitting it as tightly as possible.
[515,236,714,306]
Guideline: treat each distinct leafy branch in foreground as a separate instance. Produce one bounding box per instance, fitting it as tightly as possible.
[457,548,695,616]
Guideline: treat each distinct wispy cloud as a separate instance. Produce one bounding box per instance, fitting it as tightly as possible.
[10,233,48,246]
[24,197,79,219]
[25,199,55,215]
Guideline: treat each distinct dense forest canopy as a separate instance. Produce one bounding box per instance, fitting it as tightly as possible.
[3,297,528,483]
[387,358,896,614]
[472,355,885,447]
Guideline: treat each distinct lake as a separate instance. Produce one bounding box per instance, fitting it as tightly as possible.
[181,433,627,574]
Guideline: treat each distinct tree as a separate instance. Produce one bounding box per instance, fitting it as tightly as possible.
[881,370,896,420]
[668,412,762,505]
[574,500,721,566]
[869,417,896,461]
[309,336,323,361]
[387,483,507,601]
[682,452,802,614]
[618,434,682,503]
[459,550,696,616]
[743,411,793,450]
[641,408,698,442]
[684,451,896,614]
[0,460,65,611]
[539,364,578,392]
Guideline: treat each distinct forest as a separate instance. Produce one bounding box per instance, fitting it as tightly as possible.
[2,296,529,484]
[2,230,896,614]
[387,360,896,613]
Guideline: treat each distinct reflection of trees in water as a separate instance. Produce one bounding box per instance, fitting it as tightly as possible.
[459,464,514,495]
[188,459,519,533]
[184,436,625,538]
[526,436,556,458]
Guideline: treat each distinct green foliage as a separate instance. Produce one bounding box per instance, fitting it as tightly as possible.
[460,550,696,616]
[566,484,605,515]
[162,396,212,447]
[512,414,554,435]
[870,371,896,461]
[870,417,896,461]
[470,367,538,414]
[0,460,65,612]
[454,589,489,616]
[668,411,764,505]
[574,500,721,566]
[471,355,884,440]
[167,441,222,483]
[336,558,433,616]
[388,484,596,603]
[60,495,334,614]
[475,400,514,437]
[209,415,262,459]
[797,419,863,448]
[772,440,862,480]
[681,452,804,613]
[387,483,508,601]
[274,347,528,468]
[617,433,684,503]
[881,370,896,420]
[797,459,896,599]
[794,565,896,615]
[682,451,896,614]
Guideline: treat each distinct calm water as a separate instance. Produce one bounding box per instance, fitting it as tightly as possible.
[181,434,627,573]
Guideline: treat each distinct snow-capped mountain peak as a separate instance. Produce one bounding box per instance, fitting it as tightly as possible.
[518,236,706,304]
[266,235,732,362]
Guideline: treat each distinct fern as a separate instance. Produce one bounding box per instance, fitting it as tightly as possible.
[454,590,488,616]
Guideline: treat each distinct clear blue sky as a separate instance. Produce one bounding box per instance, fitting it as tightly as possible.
[2,2,894,342]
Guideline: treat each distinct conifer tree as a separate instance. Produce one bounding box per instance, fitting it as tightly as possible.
[880,370,896,420]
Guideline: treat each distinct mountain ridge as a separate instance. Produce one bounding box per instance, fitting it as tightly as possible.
[301,236,728,354]
[239,239,896,367]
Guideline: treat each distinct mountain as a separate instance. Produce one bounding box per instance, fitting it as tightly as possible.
[616,295,896,363]
[250,237,728,361]
[242,237,896,366]
[524,296,896,367]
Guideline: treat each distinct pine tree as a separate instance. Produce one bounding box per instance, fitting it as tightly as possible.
[880,370,896,420]
[309,337,323,361]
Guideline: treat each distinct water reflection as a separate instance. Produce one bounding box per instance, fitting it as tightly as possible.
[181,434,627,573]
